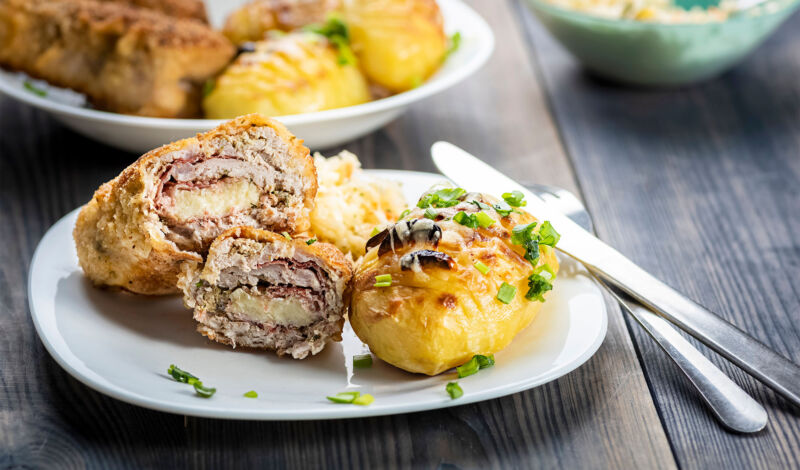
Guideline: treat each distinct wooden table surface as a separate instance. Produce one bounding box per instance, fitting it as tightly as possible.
[1,1,799,468]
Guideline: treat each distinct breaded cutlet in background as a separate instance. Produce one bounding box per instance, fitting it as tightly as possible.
[0,0,235,117]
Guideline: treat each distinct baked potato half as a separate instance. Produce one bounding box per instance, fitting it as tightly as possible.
[350,188,560,375]
[222,0,340,44]
[342,0,447,92]
[203,32,370,119]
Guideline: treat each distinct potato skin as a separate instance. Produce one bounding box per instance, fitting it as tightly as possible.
[349,196,560,375]
[222,0,340,44]
[203,32,371,119]
[342,0,447,92]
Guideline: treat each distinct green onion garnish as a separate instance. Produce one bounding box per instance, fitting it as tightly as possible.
[202,79,215,97]
[526,272,553,302]
[370,227,381,237]
[475,354,495,369]
[193,381,216,398]
[445,31,462,59]
[417,188,466,209]
[453,211,477,228]
[244,390,258,398]
[473,260,490,275]
[375,274,392,283]
[456,356,480,378]
[475,211,496,228]
[353,354,373,368]
[308,17,357,65]
[326,391,361,404]
[446,382,463,399]
[281,232,292,240]
[167,364,198,383]
[470,200,492,211]
[537,221,561,247]
[497,282,517,304]
[306,238,317,245]
[502,190,527,207]
[23,80,47,97]
[397,209,411,221]
[373,282,392,287]
[195,281,203,288]
[493,201,515,217]
[424,207,437,219]
[353,394,374,406]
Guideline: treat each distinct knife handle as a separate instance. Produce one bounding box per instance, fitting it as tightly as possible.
[570,234,800,409]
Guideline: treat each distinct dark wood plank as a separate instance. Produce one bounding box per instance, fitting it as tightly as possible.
[0,1,675,468]
[515,2,800,468]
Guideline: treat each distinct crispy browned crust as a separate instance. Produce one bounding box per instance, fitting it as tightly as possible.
[208,226,353,281]
[73,114,316,295]
[222,0,340,44]
[0,0,234,117]
[95,0,209,22]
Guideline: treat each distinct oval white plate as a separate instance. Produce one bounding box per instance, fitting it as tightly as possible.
[28,170,607,420]
[0,0,494,153]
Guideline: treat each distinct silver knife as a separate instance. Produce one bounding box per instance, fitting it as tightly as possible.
[432,141,800,408]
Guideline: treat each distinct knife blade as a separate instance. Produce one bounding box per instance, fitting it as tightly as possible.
[432,141,800,408]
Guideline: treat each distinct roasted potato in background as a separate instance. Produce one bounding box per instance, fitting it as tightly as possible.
[222,0,340,44]
[203,32,371,118]
[350,190,560,375]
[342,0,447,92]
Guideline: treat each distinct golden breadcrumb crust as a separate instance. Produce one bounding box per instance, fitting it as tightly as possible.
[0,0,234,117]
[73,114,315,295]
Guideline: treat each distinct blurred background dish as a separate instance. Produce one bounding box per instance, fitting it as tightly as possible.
[522,0,800,85]
[0,0,493,153]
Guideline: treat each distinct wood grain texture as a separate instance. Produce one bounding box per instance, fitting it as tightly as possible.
[515,2,800,468]
[0,1,676,468]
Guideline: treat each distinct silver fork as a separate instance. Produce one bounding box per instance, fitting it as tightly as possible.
[526,183,768,433]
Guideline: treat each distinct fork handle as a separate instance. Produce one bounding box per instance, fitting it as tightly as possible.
[567,233,800,408]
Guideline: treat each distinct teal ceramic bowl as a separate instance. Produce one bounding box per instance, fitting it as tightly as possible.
[522,0,800,85]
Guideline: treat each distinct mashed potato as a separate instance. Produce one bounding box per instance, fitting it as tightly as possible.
[311,151,407,257]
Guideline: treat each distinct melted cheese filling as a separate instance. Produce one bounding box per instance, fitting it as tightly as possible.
[171,179,261,220]
[228,288,317,327]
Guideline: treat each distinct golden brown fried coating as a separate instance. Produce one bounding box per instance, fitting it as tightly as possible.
[222,0,340,44]
[73,114,316,295]
[0,0,234,117]
[94,0,208,22]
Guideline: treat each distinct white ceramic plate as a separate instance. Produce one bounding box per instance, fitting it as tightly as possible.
[28,170,607,420]
[0,0,494,153]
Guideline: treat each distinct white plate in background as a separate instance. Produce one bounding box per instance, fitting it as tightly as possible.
[0,0,494,153]
[28,170,607,420]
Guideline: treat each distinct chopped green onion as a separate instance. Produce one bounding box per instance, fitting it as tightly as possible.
[446,381,463,399]
[502,190,527,207]
[424,207,438,219]
[244,390,258,398]
[475,354,495,369]
[417,188,466,209]
[193,381,216,398]
[281,232,292,240]
[445,31,462,59]
[537,221,561,247]
[526,272,553,302]
[397,209,411,221]
[327,391,361,404]
[23,80,47,97]
[497,282,517,304]
[353,354,373,368]
[373,282,392,287]
[375,274,392,283]
[352,393,374,406]
[470,200,492,211]
[456,356,480,378]
[473,260,490,275]
[453,211,476,228]
[511,223,537,245]
[195,281,203,288]
[475,211,496,228]
[202,79,215,97]
[308,17,357,65]
[370,227,381,237]
[167,364,198,383]
[306,238,317,245]
[492,201,515,217]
